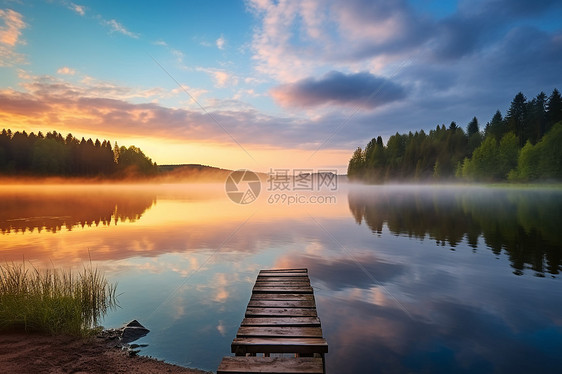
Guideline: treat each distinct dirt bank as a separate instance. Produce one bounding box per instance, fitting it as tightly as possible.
[0,332,211,374]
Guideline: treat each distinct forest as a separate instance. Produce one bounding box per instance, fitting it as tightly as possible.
[347,89,562,182]
[0,130,158,178]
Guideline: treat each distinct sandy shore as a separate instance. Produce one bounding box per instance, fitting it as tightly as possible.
[0,332,211,374]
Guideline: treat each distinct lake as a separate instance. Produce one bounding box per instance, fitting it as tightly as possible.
[1,182,561,373]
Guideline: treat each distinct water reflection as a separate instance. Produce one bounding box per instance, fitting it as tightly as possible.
[274,243,562,373]
[348,186,562,277]
[1,183,561,373]
[0,183,347,267]
[0,185,156,234]
[272,185,562,373]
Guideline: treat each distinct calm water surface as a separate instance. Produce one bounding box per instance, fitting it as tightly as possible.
[1,183,561,373]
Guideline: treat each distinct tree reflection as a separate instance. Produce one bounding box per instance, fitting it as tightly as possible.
[0,188,156,234]
[348,187,562,277]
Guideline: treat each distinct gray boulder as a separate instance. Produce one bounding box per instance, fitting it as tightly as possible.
[120,320,150,343]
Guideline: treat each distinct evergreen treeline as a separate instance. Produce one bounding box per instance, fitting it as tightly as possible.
[0,129,157,178]
[348,89,562,182]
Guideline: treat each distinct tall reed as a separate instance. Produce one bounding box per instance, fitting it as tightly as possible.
[0,262,117,336]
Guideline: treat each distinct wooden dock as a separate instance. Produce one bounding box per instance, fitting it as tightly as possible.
[217,268,328,374]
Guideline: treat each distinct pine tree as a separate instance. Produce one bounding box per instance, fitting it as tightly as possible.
[347,147,365,180]
[526,92,547,144]
[546,88,562,132]
[506,92,527,146]
[467,117,479,137]
[485,110,506,140]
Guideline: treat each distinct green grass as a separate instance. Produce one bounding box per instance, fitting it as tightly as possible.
[0,262,117,336]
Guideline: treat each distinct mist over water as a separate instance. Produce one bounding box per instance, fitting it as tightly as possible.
[1,183,561,372]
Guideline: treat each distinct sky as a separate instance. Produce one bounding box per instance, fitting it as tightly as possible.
[0,0,561,173]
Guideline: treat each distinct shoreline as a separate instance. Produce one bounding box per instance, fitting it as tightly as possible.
[0,331,211,374]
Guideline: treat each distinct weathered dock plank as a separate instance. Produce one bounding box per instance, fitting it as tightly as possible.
[246,307,318,317]
[254,282,311,288]
[217,357,323,374]
[231,337,328,355]
[253,286,313,294]
[248,300,316,309]
[259,268,307,273]
[241,317,321,327]
[236,326,323,338]
[258,272,310,277]
[255,277,310,282]
[250,293,315,301]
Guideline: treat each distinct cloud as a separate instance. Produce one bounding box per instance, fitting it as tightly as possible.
[104,19,139,38]
[0,8,26,66]
[271,71,406,109]
[232,88,257,101]
[153,40,188,69]
[0,89,50,116]
[57,66,76,75]
[247,0,562,81]
[216,34,225,50]
[246,0,432,81]
[69,3,86,16]
[170,48,185,65]
[0,8,25,46]
[0,72,378,162]
[170,84,208,103]
[213,71,229,87]
[0,73,330,149]
[247,0,313,81]
[197,67,238,88]
[329,0,431,60]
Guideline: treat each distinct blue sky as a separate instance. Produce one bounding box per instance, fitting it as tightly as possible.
[1,0,561,172]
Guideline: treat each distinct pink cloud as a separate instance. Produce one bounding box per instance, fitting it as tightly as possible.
[0,74,338,149]
[57,66,76,75]
[0,9,26,66]
[0,9,25,46]
[246,0,430,83]
[196,67,238,87]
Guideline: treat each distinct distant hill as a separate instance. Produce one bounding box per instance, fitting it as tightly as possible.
[157,164,234,181]
[158,163,231,174]
[157,165,345,185]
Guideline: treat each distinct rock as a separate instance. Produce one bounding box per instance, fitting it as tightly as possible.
[97,328,121,342]
[129,343,148,349]
[125,320,145,329]
[120,320,150,344]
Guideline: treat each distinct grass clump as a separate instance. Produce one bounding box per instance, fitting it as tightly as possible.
[0,262,117,336]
